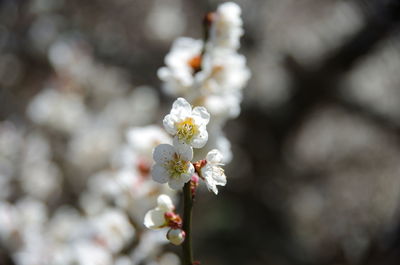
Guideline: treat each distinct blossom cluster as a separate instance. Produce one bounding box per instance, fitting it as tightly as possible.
[0,38,178,265]
[151,97,226,193]
[144,97,227,245]
[144,1,249,246]
[0,1,248,264]
[158,2,250,163]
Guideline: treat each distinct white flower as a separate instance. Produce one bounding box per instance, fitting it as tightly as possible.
[152,143,194,190]
[91,208,135,253]
[201,149,227,194]
[166,228,185,245]
[200,52,250,95]
[157,37,203,96]
[126,125,171,158]
[163,97,210,148]
[27,89,88,134]
[144,195,175,229]
[209,2,243,51]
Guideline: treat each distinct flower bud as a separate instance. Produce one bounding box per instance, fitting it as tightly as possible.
[167,228,186,245]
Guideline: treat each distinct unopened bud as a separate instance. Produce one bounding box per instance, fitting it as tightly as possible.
[167,228,186,245]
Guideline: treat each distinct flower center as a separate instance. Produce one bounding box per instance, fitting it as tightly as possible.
[165,155,190,179]
[187,55,202,74]
[176,118,198,143]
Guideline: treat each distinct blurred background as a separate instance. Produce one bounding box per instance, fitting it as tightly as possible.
[1,0,400,265]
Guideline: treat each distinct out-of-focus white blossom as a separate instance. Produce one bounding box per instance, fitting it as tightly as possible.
[208,2,243,51]
[158,38,203,97]
[67,124,120,174]
[0,202,20,248]
[91,208,135,253]
[100,86,159,128]
[163,98,210,148]
[114,256,134,265]
[27,88,88,134]
[126,125,172,159]
[131,230,168,264]
[152,143,194,190]
[71,241,113,265]
[20,161,61,200]
[157,2,249,161]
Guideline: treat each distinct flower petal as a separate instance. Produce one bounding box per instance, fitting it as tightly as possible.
[168,177,186,190]
[192,106,210,126]
[152,164,169,184]
[204,176,218,195]
[181,172,193,185]
[163,114,178,135]
[153,144,175,163]
[144,209,166,229]
[170,98,192,119]
[157,194,174,211]
[213,171,227,186]
[206,149,223,164]
[174,141,193,161]
[191,128,208,148]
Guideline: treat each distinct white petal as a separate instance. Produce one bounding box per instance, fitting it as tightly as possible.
[157,67,169,80]
[201,164,226,194]
[153,144,175,163]
[174,141,193,161]
[187,163,195,176]
[170,98,191,119]
[204,176,218,195]
[144,209,166,229]
[152,164,169,184]
[192,106,210,126]
[213,171,227,186]
[181,172,193,185]
[163,114,178,135]
[168,178,186,190]
[191,128,208,148]
[157,194,174,211]
[206,149,223,164]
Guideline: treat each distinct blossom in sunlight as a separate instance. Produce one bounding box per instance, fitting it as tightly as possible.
[163,97,210,148]
[144,194,179,229]
[144,195,185,246]
[199,149,227,195]
[152,143,194,190]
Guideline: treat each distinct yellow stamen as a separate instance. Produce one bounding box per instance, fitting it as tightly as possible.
[176,118,199,143]
[165,155,190,179]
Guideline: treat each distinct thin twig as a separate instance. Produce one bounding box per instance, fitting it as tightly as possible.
[182,181,194,265]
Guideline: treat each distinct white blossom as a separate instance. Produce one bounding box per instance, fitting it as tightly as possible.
[201,149,227,194]
[208,2,243,51]
[163,97,210,148]
[27,88,88,134]
[144,195,175,229]
[158,37,203,97]
[91,208,135,253]
[152,143,194,190]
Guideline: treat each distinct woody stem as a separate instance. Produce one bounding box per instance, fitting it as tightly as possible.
[182,181,194,265]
